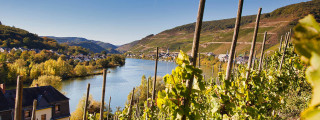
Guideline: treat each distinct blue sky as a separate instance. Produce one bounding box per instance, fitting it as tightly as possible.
[0,0,310,45]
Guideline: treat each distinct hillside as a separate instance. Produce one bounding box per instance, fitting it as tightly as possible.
[116,37,150,53]
[119,0,320,55]
[0,25,62,50]
[0,25,93,55]
[45,36,119,53]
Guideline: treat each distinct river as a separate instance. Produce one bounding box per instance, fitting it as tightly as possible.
[61,58,217,112]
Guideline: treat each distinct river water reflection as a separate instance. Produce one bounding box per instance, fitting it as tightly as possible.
[61,58,217,112]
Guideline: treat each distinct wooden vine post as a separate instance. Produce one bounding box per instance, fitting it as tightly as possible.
[258,32,268,73]
[279,35,283,52]
[14,76,23,120]
[198,52,201,68]
[289,29,292,42]
[147,78,149,106]
[135,98,140,118]
[245,8,262,80]
[107,96,111,120]
[212,64,214,75]
[232,51,237,74]
[128,87,135,120]
[225,0,244,81]
[31,99,37,120]
[100,69,107,120]
[279,32,290,70]
[151,47,158,107]
[146,78,150,120]
[252,50,257,70]
[83,83,90,120]
[182,0,206,119]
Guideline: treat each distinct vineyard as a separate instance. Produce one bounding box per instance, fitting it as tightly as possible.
[109,0,320,120]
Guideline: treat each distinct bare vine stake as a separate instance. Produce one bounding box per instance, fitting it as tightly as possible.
[265,57,268,72]
[279,35,283,52]
[147,78,149,106]
[182,0,206,119]
[100,69,107,120]
[225,0,244,81]
[151,47,158,107]
[136,98,140,118]
[146,78,150,120]
[246,8,262,80]
[107,96,111,120]
[234,51,238,77]
[31,99,37,120]
[14,76,23,120]
[128,87,135,120]
[258,32,268,74]
[199,52,201,68]
[252,50,257,70]
[279,32,290,70]
[217,63,222,85]
[83,83,90,120]
[212,64,214,76]
[289,29,292,42]
[233,51,237,75]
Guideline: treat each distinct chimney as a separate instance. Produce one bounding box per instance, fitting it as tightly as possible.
[0,84,5,94]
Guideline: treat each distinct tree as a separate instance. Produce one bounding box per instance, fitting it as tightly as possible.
[97,59,109,68]
[22,37,31,46]
[74,64,88,76]
[30,75,62,90]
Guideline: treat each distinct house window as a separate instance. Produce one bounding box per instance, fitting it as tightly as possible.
[41,114,46,120]
[55,104,61,113]
[24,110,31,118]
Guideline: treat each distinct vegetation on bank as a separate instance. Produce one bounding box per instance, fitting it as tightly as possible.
[0,23,126,88]
[0,49,125,87]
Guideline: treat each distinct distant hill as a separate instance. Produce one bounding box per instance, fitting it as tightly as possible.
[116,40,140,53]
[45,36,119,53]
[120,0,320,55]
